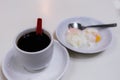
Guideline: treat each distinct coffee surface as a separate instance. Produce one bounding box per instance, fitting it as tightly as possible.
[17,32,50,52]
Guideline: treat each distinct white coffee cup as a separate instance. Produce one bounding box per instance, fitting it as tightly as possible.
[14,28,54,71]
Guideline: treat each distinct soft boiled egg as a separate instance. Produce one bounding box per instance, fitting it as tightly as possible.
[66,28,101,49]
[84,28,101,43]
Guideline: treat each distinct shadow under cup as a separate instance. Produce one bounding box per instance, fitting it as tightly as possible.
[14,28,54,72]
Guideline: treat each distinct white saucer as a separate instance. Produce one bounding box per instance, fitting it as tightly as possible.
[2,40,69,80]
[56,17,112,54]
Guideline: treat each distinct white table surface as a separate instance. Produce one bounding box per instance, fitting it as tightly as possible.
[0,0,120,80]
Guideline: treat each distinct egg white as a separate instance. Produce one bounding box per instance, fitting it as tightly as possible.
[66,28,101,49]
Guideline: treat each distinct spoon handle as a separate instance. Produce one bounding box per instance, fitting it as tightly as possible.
[87,23,117,28]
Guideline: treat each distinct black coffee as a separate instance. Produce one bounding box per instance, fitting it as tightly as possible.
[17,32,50,52]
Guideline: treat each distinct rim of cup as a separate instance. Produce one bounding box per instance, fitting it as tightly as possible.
[14,28,53,54]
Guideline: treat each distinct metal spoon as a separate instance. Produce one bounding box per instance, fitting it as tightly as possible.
[68,22,117,30]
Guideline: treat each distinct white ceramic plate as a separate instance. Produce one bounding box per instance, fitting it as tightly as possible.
[56,17,112,54]
[2,40,69,80]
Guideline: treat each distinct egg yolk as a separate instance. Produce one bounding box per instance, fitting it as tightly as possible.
[95,34,101,42]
